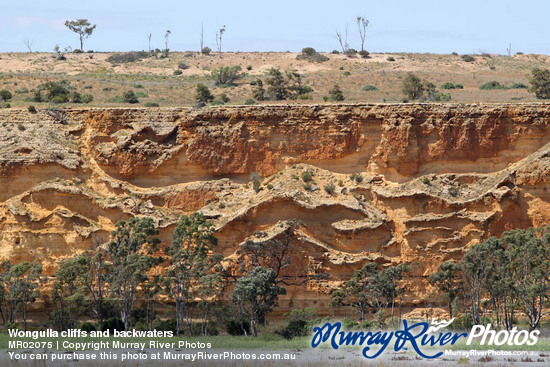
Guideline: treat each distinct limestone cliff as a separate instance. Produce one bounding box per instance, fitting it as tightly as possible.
[1,104,549,313]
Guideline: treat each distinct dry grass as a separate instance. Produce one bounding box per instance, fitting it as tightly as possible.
[0,51,548,108]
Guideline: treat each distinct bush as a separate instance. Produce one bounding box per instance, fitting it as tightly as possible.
[345,49,357,57]
[252,179,261,192]
[246,65,252,71]
[440,82,463,89]
[244,98,256,105]
[343,71,351,76]
[461,54,475,62]
[210,66,243,86]
[173,69,183,75]
[301,171,313,182]
[226,319,250,336]
[327,84,345,101]
[277,320,307,339]
[27,105,37,113]
[144,102,160,107]
[433,92,451,101]
[123,90,139,103]
[296,47,329,63]
[386,56,395,61]
[350,173,363,183]
[342,317,360,330]
[80,322,96,333]
[100,318,125,333]
[479,81,508,90]
[529,68,550,99]
[81,94,94,103]
[178,62,189,70]
[358,50,370,58]
[448,186,459,197]
[1,103,11,109]
[361,84,378,91]
[402,73,424,100]
[154,319,177,333]
[195,84,214,103]
[106,51,148,64]
[219,93,230,103]
[201,47,211,55]
[324,183,335,194]
[331,50,340,54]
[41,80,71,102]
[510,82,528,89]
[0,90,13,101]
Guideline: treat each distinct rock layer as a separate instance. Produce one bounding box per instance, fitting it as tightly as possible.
[1,103,549,313]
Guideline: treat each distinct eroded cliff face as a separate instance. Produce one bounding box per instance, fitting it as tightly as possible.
[1,104,549,313]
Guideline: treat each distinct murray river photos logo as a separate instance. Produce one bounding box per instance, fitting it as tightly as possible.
[311,318,540,359]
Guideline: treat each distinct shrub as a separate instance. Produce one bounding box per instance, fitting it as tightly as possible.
[331,50,340,54]
[178,62,189,70]
[244,98,256,105]
[529,68,550,99]
[301,171,313,182]
[1,103,11,109]
[28,105,37,113]
[135,91,148,98]
[362,85,378,91]
[15,88,29,94]
[219,93,230,103]
[277,320,308,339]
[201,47,212,55]
[227,319,250,336]
[100,318,125,332]
[41,80,71,102]
[510,82,528,89]
[0,90,13,101]
[479,81,508,90]
[350,173,363,183]
[345,49,357,57]
[402,73,424,100]
[440,82,458,89]
[195,84,214,103]
[252,179,261,192]
[461,54,475,62]
[386,56,395,61]
[134,84,144,89]
[211,66,243,86]
[155,319,177,332]
[106,51,148,64]
[358,50,369,58]
[123,90,139,103]
[102,87,114,91]
[296,47,329,63]
[433,92,452,101]
[343,71,351,76]
[70,91,83,103]
[173,69,183,75]
[144,102,160,107]
[246,65,252,71]
[448,186,459,197]
[327,84,345,101]
[324,183,335,194]
[81,94,94,103]
[421,177,430,185]
[80,322,96,332]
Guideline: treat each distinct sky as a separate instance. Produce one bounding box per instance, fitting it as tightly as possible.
[1,0,549,55]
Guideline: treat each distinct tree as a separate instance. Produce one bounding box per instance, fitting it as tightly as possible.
[428,261,461,318]
[123,90,139,104]
[165,213,222,335]
[24,38,33,53]
[50,255,91,330]
[210,66,242,86]
[164,30,171,52]
[107,217,161,330]
[0,90,12,102]
[343,262,378,321]
[402,73,424,100]
[0,261,42,329]
[199,23,204,53]
[64,19,96,51]
[252,79,266,101]
[147,33,152,52]
[195,84,214,103]
[356,16,369,52]
[232,267,286,336]
[286,70,314,99]
[216,26,226,53]
[529,68,550,99]
[327,84,345,101]
[265,68,288,100]
[335,26,349,53]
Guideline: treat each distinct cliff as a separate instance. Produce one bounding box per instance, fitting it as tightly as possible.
[1,103,549,313]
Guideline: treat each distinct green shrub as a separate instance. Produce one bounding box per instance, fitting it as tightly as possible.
[479,81,508,90]
[253,179,261,192]
[123,90,139,103]
[296,47,329,63]
[134,84,144,89]
[178,62,189,70]
[201,47,211,55]
[144,102,160,107]
[277,320,308,339]
[15,87,29,94]
[324,183,335,194]
[244,98,256,105]
[211,66,243,86]
[361,84,378,91]
[106,51,148,64]
[155,319,177,332]
[434,92,452,101]
[345,49,357,57]
[343,71,351,76]
[386,56,395,61]
[81,94,94,103]
[102,87,114,91]
[100,318,125,332]
[342,317,360,330]
[510,82,528,89]
[461,54,475,62]
[326,84,345,101]
[440,82,463,89]
[421,177,430,185]
[0,90,13,101]
[350,173,363,183]
[301,171,313,182]
[529,68,550,99]
[27,105,37,113]
[1,103,11,109]
[402,73,424,100]
[448,186,459,197]
[332,50,340,54]
[246,65,252,71]
[219,93,230,103]
[134,91,148,98]
[80,322,96,332]
[173,69,183,75]
[195,84,214,103]
[358,50,369,58]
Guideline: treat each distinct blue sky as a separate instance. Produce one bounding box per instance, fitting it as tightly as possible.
[2,0,548,54]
